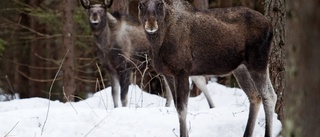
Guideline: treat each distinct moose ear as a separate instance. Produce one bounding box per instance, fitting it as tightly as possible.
[80,0,90,9]
[107,12,118,25]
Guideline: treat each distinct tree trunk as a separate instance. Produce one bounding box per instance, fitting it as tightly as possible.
[264,0,285,121]
[62,0,76,102]
[111,0,129,14]
[129,1,139,18]
[284,0,320,136]
[29,0,45,98]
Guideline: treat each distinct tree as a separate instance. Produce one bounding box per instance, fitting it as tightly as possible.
[284,0,320,136]
[62,0,76,102]
[29,0,46,98]
[264,0,285,121]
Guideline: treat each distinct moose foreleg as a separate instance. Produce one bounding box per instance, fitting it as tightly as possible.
[119,71,131,107]
[167,72,190,137]
[109,73,120,108]
[162,75,173,107]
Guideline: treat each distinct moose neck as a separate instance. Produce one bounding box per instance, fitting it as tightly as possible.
[91,20,112,52]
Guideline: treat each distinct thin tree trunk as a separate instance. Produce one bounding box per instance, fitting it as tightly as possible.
[284,0,320,136]
[62,0,76,102]
[29,0,45,98]
[264,0,285,121]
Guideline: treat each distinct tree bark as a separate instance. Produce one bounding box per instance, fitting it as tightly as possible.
[284,0,320,136]
[264,0,285,121]
[62,0,76,102]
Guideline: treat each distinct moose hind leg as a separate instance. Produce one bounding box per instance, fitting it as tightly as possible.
[249,68,276,137]
[190,76,215,108]
[233,65,262,137]
[166,74,190,137]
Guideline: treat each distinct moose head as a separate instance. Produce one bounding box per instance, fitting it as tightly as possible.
[138,0,166,34]
[80,0,113,31]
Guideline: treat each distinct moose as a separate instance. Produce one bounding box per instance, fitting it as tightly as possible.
[138,0,276,137]
[80,0,215,108]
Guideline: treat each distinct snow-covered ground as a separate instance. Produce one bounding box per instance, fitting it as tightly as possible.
[0,82,281,137]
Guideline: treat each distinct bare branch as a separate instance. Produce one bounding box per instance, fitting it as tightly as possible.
[16,68,62,82]
[41,50,69,135]
[4,121,19,137]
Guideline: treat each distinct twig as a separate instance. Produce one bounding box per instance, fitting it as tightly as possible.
[84,114,111,137]
[172,128,178,137]
[95,78,100,91]
[4,121,19,137]
[16,68,62,82]
[6,59,59,70]
[70,95,99,117]
[118,54,143,76]
[41,50,69,135]
[96,63,106,89]
[63,87,78,115]
[5,75,16,95]
[34,53,60,65]
[75,76,108,83]
[139,54,149,90]
[3,17,51,38]
[120,53,151,108]
[96,63,108,111]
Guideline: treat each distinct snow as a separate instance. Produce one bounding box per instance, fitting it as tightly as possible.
[0,82,282,137]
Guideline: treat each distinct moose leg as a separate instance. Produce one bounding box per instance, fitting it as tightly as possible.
[109,73,120,108]
[166,73,190,137]
[162,75,173,107]
[233,65,262,137]
[190,76,215,108]
[249,68,276,137]
[119,71,131,107]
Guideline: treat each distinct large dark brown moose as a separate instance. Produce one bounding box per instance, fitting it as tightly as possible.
[138,0,276,137]
[80,0,215,108]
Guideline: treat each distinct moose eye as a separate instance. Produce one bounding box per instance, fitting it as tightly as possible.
[139,3,145,11]
[157,2,163,10]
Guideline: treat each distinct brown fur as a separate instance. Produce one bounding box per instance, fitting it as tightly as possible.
[139,0,276,137]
